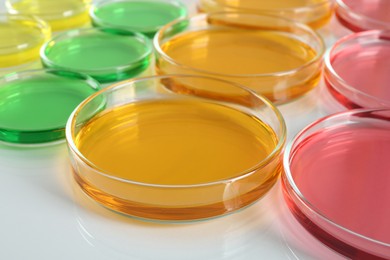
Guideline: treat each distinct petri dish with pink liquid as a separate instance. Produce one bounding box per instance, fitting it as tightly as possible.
[335,0,390,32]
[324,30,390,109]
[282,109,390,259]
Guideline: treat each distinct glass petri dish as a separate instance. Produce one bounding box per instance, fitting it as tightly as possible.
[324,30,390,109]
[90,0,188,38]
[197,0,333,29]
[41,27,153,84]
[66,75,286,221]
[5,0,91,32]
[282,109,390,259]
[0,14,50,72]
[335,0,390,32]
[154,13,324,104]
[0,69,100,145]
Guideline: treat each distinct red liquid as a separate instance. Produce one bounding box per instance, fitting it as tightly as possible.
[288,119,390,257]
[337,0,390,31]
[328,42,390,108]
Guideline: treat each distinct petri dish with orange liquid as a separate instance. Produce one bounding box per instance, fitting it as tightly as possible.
[66,75,286,222]
[335,0,390,32]
[324,30,390,109]
[5,0,91,32]
[41,27,153,84]
[282,109,390,259]
[0,69,100,145]
[0,14,50,76]
[154,12,325,104]
[197,0,334,29]
[90,0,188,38]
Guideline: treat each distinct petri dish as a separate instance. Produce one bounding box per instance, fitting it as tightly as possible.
[335,0,390,32]
[90,0,188,38]
[5,0,91,32]
[41,27,153,84]
[0,69,100,145]
[282,109,390,259]
[0,14,50,72]
[324,30,390,109]
[66,75,286,221]
[154,13,324,104]
[197,0,334,29]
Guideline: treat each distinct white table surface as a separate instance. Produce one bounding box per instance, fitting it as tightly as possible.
[0,1,349,259]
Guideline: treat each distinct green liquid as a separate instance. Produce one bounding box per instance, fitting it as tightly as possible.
[0,72,98,144]
[92,1,187,37]
[42,29,152,83]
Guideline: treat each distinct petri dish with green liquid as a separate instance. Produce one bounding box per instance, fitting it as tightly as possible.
[90,0,187,37]
[0,69,100,145]
[41,27,153,84]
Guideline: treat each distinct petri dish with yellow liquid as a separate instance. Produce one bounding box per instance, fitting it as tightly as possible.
[41,27,153,84]
[197,0,334,29]
[0,69,100,145]
[154,13,325,104]
[90,0,188,38]
[0,14,50,75]
[66,75,286,221]
[5,0,91,32]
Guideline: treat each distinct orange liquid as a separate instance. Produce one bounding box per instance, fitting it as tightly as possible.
[72,99,282,220]
[198,0,333,28]
[157,29,321,103]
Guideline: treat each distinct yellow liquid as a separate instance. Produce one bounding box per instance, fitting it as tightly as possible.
[157,30,320,103]
[0,22,48,68]
[8,0,90,31]
[73,99,281,220]
[198,0,333,28]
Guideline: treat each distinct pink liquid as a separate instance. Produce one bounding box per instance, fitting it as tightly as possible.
[328,42,390,108]
[343,0,390,23]
[337,0,390,31]
[289,118,390,257]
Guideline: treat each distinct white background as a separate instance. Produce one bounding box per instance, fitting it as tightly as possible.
[0,1,348,259]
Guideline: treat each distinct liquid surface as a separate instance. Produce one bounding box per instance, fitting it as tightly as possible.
[92,1,186,36]
[290,122,390,244]
[7,0,90,31]
[161,30,316,75]
[0,22,46,67]
[331,42,390,103]
[42,31,151,82]
[0,74,97,143]
[76,100,278,185]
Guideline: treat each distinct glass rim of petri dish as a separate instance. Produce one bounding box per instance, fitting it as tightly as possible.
[0,68,100,145]
[199,0,331,14]
[283,109,390,251]
[5,0,90,20]
[0,13,50,68]
[66,74,287,188]
[154,12,325,79]
[90,0,188,35]
[324,30,390,108]
[40,27,153,82]
[335,0,390,31]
